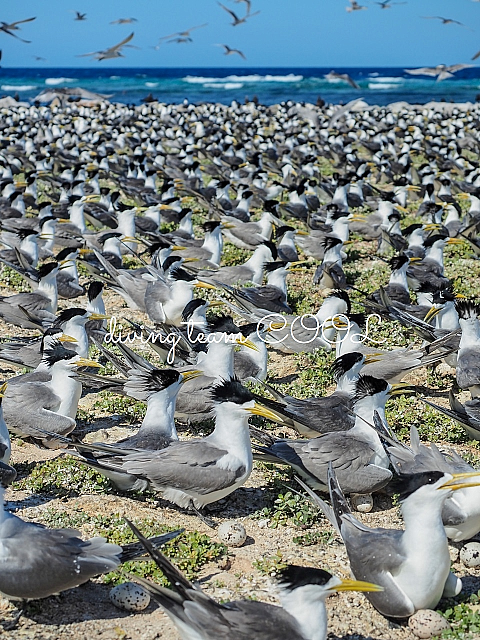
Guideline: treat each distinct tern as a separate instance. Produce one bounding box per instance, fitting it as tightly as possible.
[77,32,136,61]
[405,64,473,82]
[0,462,182,600]
[127,519,382,640]
[67,378,279,521]
[2,340,100,447]
[218,3,260,26]
[299,465,480,617]
[218,44,247,60]
[324,71,360,90]
[0,17,36,43]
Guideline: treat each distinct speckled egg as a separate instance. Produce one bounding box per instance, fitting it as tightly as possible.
[218,521,247,547]
[408,609,450,638]
[351,493,373,513]
[110,582,150,612]
[460,542,480,568]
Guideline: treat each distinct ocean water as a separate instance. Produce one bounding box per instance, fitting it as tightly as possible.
[1,67,480,106]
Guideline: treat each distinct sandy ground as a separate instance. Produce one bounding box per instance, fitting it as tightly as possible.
[0,276,479,640]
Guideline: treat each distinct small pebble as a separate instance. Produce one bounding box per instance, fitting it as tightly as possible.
[218,521,247,547]
[350,493,373,513]
[110,582,150,612]
[408,610,450,639]
[460,542,480,567]
[448,545,460,563]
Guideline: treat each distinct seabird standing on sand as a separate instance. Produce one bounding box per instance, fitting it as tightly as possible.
[298,465,480,618]
[0,462,181,601]
[127,520,382,640]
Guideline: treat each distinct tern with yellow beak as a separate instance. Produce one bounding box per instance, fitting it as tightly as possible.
[67,378,280,524]
[0,462,182,601]
[127,518,382,640]
[2,340,101,447]
[298,464,480,618]
[252,376,410,495]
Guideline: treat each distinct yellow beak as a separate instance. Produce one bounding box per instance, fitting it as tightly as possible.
[58,334,78,344]
[247,401,285,422]
[236,336,259,352]
[332,578,383,593]
[424,306,441,323]
[0,382,8,397]
[88,313,109,321]
[181,369,203,383]
[75,358,102,368]
[439,472,480,491]
[194,281,217,290]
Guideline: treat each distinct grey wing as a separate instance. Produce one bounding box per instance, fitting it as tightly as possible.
[175,374,215,417]
[288,394,354,433]
[183,599,304,639]
[464,398,480,427]
[457,349,480,389]
[121,441,246,494]
[235,285,291,314]
[274,435,392,494]
[3,381,76,438]
[144,280,171,322]
[341,518,414,617]
[234,352,260,381]
[0,515,120,600]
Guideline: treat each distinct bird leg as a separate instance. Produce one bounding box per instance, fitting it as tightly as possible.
[190,501,217,529]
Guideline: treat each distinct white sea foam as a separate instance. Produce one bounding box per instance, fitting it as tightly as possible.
[203,82,244,90]
[1,85,36,91]
[368,83,399,90]
[45,77,76,85]
[368,77,403,83]
[145,82,159,88]
[184,74,302,84]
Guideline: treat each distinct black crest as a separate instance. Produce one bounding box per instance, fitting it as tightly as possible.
[55,247,78,262]
[331,352,364,382]
[389,255,409,272]
[354,375,389,403]
[41,340,78,364]
[37,262,58,279]
[87,281,104,302]
[264,261,289,274]
[182,298,207,322]
[210,377,253,405]
[326,289,351,313]
[277,565,333,591]
[455,299,480,320]
[203,221,221,234]
[388,471,446,502]
[53,308,87,325]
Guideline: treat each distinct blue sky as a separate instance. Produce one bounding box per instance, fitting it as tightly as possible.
[1,0,478,68]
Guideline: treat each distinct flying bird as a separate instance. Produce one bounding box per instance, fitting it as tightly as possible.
[346,1,367,11]
[218,44,246,59]
[33,55,46,61]
[422,16,471,29]
[325,71,360,89]
[405,64,473,82]
[0,17,36,43]
[472,49,480,61]
[375,1,407,7]
[157,23,208,44]
[218,2,260,26]
[74,12,87,21]
[110,18,138,25]
[77,32,136,61]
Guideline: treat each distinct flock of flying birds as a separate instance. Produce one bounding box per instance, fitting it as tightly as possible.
[0,0,258,63]
[0,77,479,638]
[2,1,480,68]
